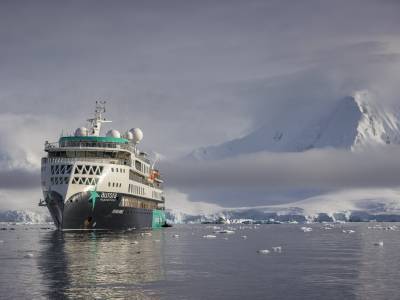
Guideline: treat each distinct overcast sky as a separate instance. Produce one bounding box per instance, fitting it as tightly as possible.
[1,0,400,211]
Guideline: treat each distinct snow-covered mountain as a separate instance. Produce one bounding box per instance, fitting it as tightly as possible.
[191,91,400,160]
[167,188,400,223]
[0,210,51,224]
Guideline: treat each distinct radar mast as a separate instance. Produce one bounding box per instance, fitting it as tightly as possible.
[87,101,112,136]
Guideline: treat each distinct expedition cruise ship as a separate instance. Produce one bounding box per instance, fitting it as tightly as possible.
[39,102,166,230]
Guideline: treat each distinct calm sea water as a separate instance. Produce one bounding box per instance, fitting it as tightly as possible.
[0,223,399,299]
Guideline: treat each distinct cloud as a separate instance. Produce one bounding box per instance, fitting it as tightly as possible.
[164,188,222,216]
[162,147,400,191]
[0,169,39,190]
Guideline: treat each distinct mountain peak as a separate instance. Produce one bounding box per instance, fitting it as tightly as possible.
[352,90,400,149]
[191,93,400,160]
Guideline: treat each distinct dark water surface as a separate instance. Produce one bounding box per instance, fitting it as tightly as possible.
[0,223,399,299]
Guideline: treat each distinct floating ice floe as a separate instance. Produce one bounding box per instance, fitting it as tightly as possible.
[272,246,282,253]
[321,224,334,230]
[203,235,217,239]
[215,230,235,234]
[172,234,180,238]
[257,249,270,254]
[24,253,34,258]
[321,227,333,230]
[241,235,247,239]
[342,230,355,234]
[132,240,139,245]
[154,239,160,243]
[301,227,313,232]
[368,225,397,231]
[374,241,384,247]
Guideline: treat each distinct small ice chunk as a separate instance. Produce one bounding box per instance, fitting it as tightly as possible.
[342,230,355,234]
[215,230,235,234]
[257,249,270,254]
[154,239,160,243]
[172,234,180,238]
[132,240,139,245]
[24,253,34,258]
[203,235,217,239]
[301,227,313,232]
[272,246,282,253]
[241,235,247,239]
[144,232,152,236]
[374,241,384,247]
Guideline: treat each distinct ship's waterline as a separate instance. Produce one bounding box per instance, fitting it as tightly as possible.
[40,101,166,230]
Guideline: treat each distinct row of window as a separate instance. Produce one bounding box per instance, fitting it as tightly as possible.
[135,160,150,175]
[108,182,122,188]
[71,177,99,185]
[51,164,72,175]
[51,177,69,185]
[152,191,162,200]
[48,150,130,160]
[74,165,104,176]
[128,184,145,195]
[60,141,122,149]
[119,196,158,209]
[111,167,126,173]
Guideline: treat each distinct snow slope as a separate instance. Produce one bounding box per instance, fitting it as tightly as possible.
[166,188,400,223]
[191,91,400,160]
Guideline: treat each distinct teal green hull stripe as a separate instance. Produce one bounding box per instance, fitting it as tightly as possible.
[152,210,166,228]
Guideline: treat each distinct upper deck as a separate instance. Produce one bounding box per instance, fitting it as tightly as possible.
[46,136,129,151]
[45,136,151,163]
[42,101,161,180]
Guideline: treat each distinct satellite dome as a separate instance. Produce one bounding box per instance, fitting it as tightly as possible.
[129,128,143,144]
[75,127,88,137]
[106,129,121,138]
[125,131,134,140]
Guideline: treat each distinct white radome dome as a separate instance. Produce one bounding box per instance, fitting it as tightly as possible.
[125,131,134,140]
[75,127,88,137]
[106,129,121,138]
[129,128,143,144]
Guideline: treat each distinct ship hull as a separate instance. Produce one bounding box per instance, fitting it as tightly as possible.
[45,191,165,230]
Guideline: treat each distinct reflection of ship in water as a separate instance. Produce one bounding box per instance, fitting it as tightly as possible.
[37,229,166,299]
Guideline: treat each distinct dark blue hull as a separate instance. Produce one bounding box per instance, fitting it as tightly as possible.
[44,191,165,230]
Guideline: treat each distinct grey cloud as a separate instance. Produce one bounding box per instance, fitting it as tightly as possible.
[0,168,39,190]
[162,147,400,190]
